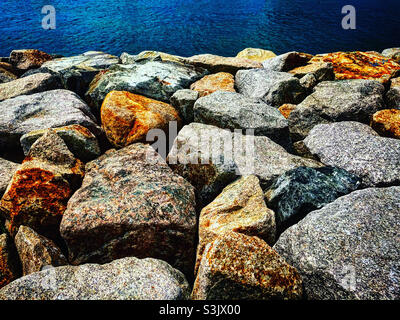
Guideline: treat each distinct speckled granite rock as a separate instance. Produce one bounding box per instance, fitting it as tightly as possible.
[0,158,19,198]
[0,257,190,300]
[187,54,262,75]
[304,121,400,187]
[0,233,20,289]
[0,130,85,238]
[235,69,307,106]
[121,51,188,65]
[168,123,322,206]
[289,61,334,83]
[0,67,17,84]
[60,143,197,276]
[0,89,101,150]
[274,186,400,300]
[10,49,53,72]
[236,48,277,62]
[86,60,207,111]
[371,109,400,139]
[309,51,400,84]
[195,175,276,274]
[20,124,101,162]
[0,73,62,101]
[190,72,235,97]
[386,77,400,109]
[101,91,181,148]
[262,51,313,72]
[288,80,385,141]
[265,166,361,231]
[15,225,67,276]
[28,51,119,97]
[193,91,289,146]
[170,89,199,124]
[382,48,400,63]
[192,232,303,300]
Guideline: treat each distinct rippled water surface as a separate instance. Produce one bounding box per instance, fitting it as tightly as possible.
[0,0,399,57]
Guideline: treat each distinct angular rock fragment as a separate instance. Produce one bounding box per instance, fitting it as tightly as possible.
[101,91,181,148]
[190,72,235,97]
[265,166,360,231]
[288,80,385,141]
[386,77,400,109]
[195,176,276,274]
[371,109,400,139]
[235,69,307,106]
[10,49,53,73]
[274,187,400,300]
[1,233,20,289]
[304,121,400,187]
[0,73,62,101]
[381,48,400,63]
[60,143,197,276]
[0,67,17,84]
[0,130,85,238]
[15,225,67,276]
[192,232,303,300]
[170,89,199,124]
[0,158,19,198]
[121,51,188,66]
[262,51,313,72]
[236,48,276,62]
[0,257,190,300]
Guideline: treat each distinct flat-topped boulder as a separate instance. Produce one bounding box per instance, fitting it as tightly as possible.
[190,72,235,97]
[236,48,277,62]
[0,257,191,300]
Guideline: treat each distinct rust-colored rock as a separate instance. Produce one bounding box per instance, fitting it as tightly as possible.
[190,72,235,97]
[371,109,400,139]
[310,51,400,84]
[9,49,53,72]
[0,234,20,289]
[101,91,181,148]
[0,130,85,239]
[15,225,67,276]
[279,104,297,119]
[192,232,303,300]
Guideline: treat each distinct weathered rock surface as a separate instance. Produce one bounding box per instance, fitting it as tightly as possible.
[288,80,385,141]
[20,125,101,162]
[101,91,181,148]
[279,104,297,119]
[0,73,62,101]
[15,225,67,276]
[10,49,53,72]
[30,51,119,97]
[262,51,313,72]
[371,109,400,139]
[187,54,262,75]
[0,233,20,289]
[0,158,19,198]
[304,121,400,187]
[168,123,322,206]
[0,89,101,150]
[193,91,289,146]
[86,60,207,111]
[190,72,235,97]
[0,130,85,238]
[0,257,190,300]
[310,51,400,84]
[192,232,303,300]
[60,143,197,276]
[265,166,361,231]
[235,69,307,106]
[289,61,335,82]
[274,187,400,300]
[170,89,199,124]
[195,176,276,274]
[121,51,188,66]
[382,48,400,63]
[386,77,400,109]
[0,67,17,84]
[236,48,277,62]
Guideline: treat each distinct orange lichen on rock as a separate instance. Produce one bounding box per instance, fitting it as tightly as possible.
[371,109,400,139]
[190,72,236,97]
[101,91,181,148]
[279,104,297,119]
[310,51,400,83]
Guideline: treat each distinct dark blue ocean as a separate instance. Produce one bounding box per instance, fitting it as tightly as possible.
[0,0,399,57]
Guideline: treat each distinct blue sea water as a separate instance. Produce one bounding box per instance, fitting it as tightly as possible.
[0,0,399,57]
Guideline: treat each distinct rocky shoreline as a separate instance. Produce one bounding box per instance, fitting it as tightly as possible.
[0,47,399,300]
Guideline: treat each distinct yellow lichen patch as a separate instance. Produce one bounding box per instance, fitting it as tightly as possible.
[371,109,400,139]
[279,104,297,119]
[190,72,235,97]
[101,91,181,148]
[310,51,400,83]
[236,48,277,62]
